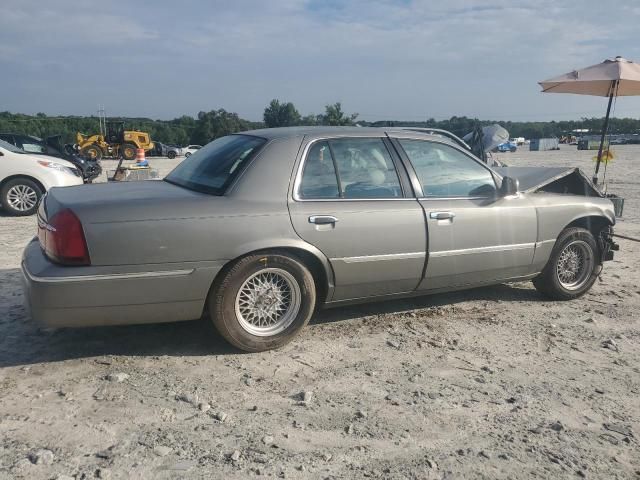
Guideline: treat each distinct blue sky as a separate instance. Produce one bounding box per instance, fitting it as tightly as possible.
[2,0,640,121]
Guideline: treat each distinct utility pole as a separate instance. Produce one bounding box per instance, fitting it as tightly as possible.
[97,105,106,137]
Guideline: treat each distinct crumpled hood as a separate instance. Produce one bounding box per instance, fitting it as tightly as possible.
[494,166,602,197]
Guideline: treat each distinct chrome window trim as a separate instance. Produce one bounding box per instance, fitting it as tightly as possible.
[429,242,535,258]
[292,136,408,202]
[332,252,426,264]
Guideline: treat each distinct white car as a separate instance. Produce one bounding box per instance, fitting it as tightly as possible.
[0,139,83,216]
[183,145,202,157]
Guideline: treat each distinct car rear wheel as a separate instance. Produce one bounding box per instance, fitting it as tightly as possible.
[1,178,43,216]
[209,252,316,352]
[533,227,599,300]
[167,151,176,159]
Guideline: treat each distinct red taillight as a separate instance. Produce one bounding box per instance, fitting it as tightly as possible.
[38,209,90,265]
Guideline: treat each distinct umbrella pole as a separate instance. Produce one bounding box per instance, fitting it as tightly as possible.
[593,81,616,184]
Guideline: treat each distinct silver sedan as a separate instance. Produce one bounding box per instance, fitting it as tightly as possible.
[22,127,618,352]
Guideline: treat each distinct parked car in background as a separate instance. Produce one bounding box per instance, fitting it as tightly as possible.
[22,127,617,352]
[0,133,102,183]
[148,142,183,159]
[0,139,83,215]
[183,144,202,157]
[496,141,517,152]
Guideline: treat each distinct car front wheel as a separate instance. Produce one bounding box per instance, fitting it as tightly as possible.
[209,253,316,352]
[1,178,43,216]
[533,227,599,300]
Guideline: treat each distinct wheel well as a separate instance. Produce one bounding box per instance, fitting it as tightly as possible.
[212,247,330,306]
[0,175,46,196]
[565,216,612,237]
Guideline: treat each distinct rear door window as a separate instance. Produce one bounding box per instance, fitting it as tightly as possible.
[299,141,340,199]
[299,138,403,199]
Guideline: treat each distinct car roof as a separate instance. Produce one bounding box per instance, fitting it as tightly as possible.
[240,126,463,148]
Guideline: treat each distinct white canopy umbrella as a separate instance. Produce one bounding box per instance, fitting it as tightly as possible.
[539,56,640,183]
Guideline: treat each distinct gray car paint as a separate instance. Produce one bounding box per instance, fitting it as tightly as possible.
[22,127,616,329]
[288,133,426,300]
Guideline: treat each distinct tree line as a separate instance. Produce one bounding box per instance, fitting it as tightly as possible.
[1,102,639,147]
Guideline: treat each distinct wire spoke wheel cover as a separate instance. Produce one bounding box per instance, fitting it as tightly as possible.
[235,268,302,336]
[7,184,38,211]
[555,240,594,290]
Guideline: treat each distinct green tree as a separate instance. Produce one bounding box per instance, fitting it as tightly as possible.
[320,102,358,126]
[263,99,301,128]
[299,114,321,126]
[191,109,251,144]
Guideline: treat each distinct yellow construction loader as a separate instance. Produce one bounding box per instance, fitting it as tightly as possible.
[76,121,154,161]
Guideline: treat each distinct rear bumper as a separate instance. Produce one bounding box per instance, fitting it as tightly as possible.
[21,238,224,328]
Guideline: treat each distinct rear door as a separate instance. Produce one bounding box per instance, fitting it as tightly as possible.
[392,137,537,290]
[288,136,427,301]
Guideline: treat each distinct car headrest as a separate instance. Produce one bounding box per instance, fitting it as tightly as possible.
[368,169,386,186]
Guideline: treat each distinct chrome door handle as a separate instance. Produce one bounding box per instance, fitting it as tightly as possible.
[309,215,338,225]
[430,211,455,220]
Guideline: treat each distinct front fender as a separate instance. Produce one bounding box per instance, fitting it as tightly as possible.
[528,193,615,271]
[533,194,615,242]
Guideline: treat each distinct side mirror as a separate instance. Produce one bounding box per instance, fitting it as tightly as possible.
[499,176,519,197]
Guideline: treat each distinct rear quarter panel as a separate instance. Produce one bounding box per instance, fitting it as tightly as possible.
[81,136,310,267]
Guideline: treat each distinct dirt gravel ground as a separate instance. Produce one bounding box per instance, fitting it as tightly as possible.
[0,146,638,480]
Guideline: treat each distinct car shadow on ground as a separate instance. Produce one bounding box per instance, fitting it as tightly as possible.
[0,267,543,368]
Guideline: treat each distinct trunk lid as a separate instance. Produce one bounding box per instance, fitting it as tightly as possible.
[42,180,215,223]
[41,180,235,266]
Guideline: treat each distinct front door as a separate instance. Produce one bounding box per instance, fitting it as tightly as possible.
[394,138,537,290]
[288,137,427,301]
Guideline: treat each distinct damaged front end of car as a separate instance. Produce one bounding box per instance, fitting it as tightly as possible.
[494,166,624,218]
[495,165,622,264]
[597,225,620,262]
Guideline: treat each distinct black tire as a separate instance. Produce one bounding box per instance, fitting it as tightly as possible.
[167,150,176,159]
[533,227,599,300]
[121,143,137,160]
[1,178,43,216]
[185,152,191,158]
[81,144,102,161]
[209,252,316,352]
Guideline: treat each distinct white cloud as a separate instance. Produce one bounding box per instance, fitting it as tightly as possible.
[1,0,640,120]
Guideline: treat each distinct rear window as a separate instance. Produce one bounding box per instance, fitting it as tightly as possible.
[165,135,266,195]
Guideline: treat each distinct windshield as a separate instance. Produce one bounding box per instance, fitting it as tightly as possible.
[165,135,266,195]
[0,139,25,154]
